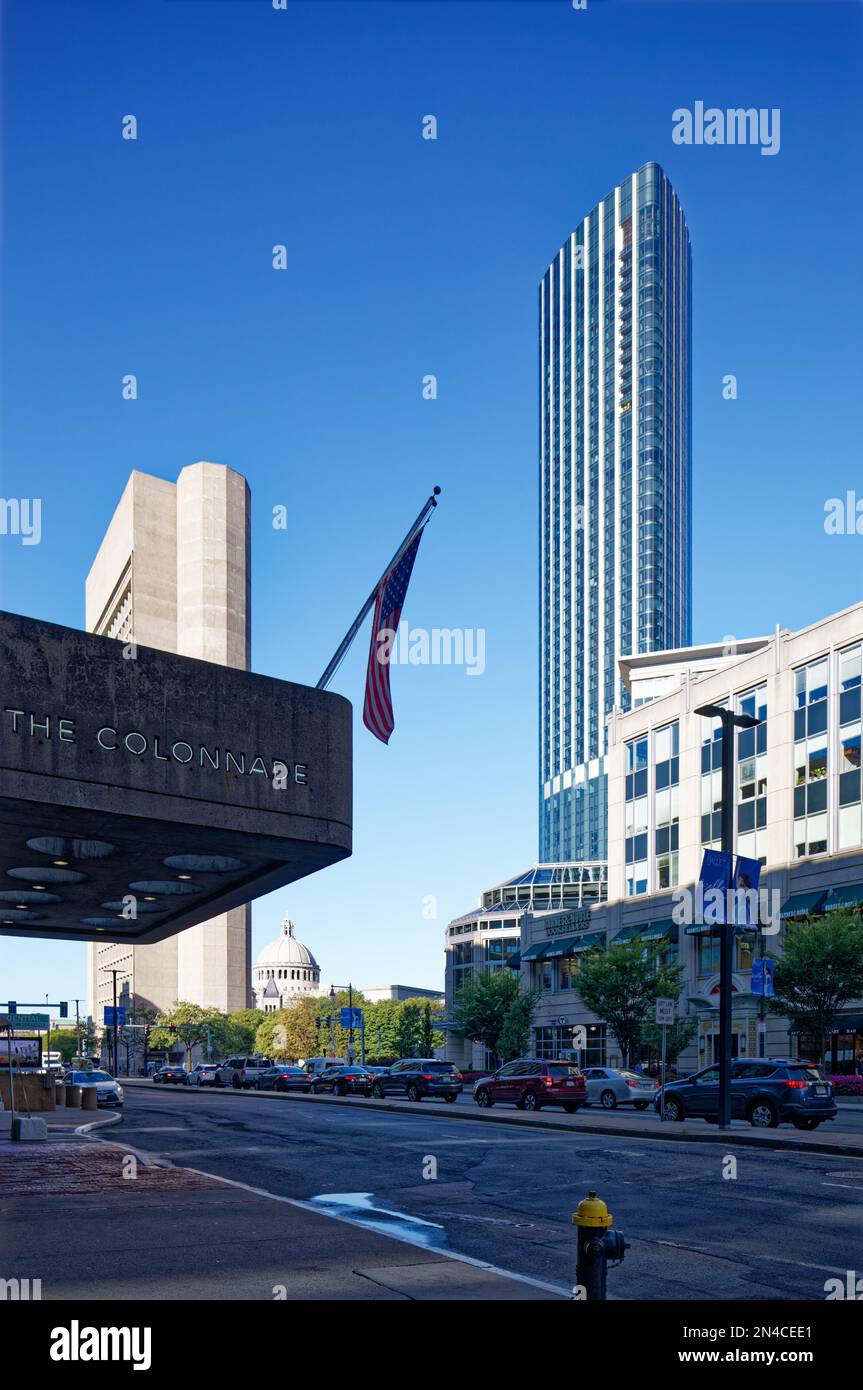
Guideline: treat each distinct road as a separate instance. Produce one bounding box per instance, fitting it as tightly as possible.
[113,1085,863,1299]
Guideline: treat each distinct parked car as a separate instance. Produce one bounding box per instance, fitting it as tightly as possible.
[256,1065,312,1093]
[473,1059,587,1113]
[371,1059,463,1103]
[302,1056,345,1079]
[186,1064,220,1087]
[656,1059,838,1129]
[311,1065,374,1097]
[66,1070,124,1107]
[214,1056,272,1089]
[583,1066,657,1110]
[152,1066,188,1085]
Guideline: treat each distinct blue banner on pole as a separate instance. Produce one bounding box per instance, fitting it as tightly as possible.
[104,1006,126,1027]
[340,1007,363,1029]
[732,855,762,928]
[751,957,774,998]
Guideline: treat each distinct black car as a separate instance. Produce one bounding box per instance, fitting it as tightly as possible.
[371,1059,463,1103]
[152,1066,188,1085]
[256,1066,312,1093]
[311,1065,374,1097]
[657,1058,837,1129]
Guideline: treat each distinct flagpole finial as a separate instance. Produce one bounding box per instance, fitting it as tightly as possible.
[433,486,441,495]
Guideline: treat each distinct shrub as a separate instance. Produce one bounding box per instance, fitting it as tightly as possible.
[825,1074,863,1096]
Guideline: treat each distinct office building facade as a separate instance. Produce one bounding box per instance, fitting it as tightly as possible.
[540,161,692,864]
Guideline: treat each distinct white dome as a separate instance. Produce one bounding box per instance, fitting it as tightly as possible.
[255,918,319,970]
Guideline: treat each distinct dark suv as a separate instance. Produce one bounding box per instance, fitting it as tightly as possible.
[474,1059,588,1113]
[657,1059,837,1129]
[371,1059,463,1102]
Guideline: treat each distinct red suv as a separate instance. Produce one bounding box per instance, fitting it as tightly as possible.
[474,1059,587,1113]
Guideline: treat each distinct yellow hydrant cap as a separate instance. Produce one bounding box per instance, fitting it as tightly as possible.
[572,1191,613,1229]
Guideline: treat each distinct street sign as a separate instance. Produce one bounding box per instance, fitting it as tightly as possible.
[340,1007,362,1029]
[0,1013,49,1029]
[655,998,675,1025]
[104,1006,126,1027]
[751,958,774,998]
[571,1025,587,1049]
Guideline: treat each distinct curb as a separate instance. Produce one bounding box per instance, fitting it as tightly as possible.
[118,1077,863,1158]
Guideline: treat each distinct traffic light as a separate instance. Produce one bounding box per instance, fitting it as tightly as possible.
[8,1001,16,1014]
[59,1002,68,1019]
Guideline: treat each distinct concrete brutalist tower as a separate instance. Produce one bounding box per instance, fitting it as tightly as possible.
[85,463,252,1026]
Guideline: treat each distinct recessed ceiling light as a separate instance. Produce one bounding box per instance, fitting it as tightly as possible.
[53,859,69,867]
[33,885,45,891]
[144,896,156,902]
[2,919,14,926]
[177,874,192,881]
[16,905,27,911]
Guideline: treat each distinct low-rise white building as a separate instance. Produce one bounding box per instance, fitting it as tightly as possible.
[519,599,863,1073]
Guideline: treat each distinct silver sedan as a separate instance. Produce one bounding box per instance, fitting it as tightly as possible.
[583,1067,657,1110]
[66,1069,124,1107]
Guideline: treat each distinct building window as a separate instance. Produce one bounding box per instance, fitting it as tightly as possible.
[534,1024,606,1065]
[654,721,679,889]
[794,657,830,857]
[737,684,768,863]
[838,643,862,850]
[625,736,649,896]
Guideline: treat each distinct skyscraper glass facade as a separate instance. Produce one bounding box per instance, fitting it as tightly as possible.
[540,162,692,862]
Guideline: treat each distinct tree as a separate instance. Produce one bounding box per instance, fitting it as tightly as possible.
[225,1008,265,1054]
[640,1017,698,1071]
[575,939,685,1068]
[452,970,521,1062]
[497,989,538,1061]
[768,913,863,1064]
[255,999,319,1061]
[148,1002,226,1065]
[393,1002,422,1059]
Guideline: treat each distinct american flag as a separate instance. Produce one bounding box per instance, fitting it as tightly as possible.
[363,529,424,744]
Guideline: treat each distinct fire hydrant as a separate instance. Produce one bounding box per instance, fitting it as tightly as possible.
[572,1191,627,1300]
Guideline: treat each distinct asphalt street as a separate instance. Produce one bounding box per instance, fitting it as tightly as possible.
[112,1085,863,1300]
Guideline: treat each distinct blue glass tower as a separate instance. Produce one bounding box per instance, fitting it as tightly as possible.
[539,162,692,863]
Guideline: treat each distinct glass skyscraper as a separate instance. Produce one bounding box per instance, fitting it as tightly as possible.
[539,162,692,863]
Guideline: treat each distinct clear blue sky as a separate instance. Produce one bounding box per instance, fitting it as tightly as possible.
[1,0,861,1016]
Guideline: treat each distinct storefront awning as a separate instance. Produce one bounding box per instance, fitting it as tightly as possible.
[543,935,582,958]
[521,942,548,961]
[505,952,521,969]
[613,920,678,945]
[779,890,827,920]
[823,883,863,913]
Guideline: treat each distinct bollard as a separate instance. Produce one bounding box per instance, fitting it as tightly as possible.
[55,1082,65,1105]
[81,1087,98,1111]
[572,1191,627,1300]
[64,1084,81,1108]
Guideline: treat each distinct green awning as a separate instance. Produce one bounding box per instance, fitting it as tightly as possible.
[568,930,606,953]
[613,920,679,945]
[824,883,863,913]
[543,936,582,958]
[779,890,827,920]
[521,941,548,961]
[505,952,521,970]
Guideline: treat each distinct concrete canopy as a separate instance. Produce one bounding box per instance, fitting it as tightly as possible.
[0,611,352,944]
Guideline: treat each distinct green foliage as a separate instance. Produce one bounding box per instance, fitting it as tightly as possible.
[225,1008,265,1054]
[575,939,685,1067]
[640,1016,698,1065]
[393,1002,422,1058]
[768,913,863,1062]
[148,1002,228,1061]
[452,970,521,1060]
[497,988,539,1061]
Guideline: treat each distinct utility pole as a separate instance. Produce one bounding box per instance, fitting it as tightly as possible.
[99,968,124,1076]
[695,703,761,1130]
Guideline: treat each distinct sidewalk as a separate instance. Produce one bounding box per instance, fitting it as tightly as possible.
[0,1130,565,1301]
[119,1077,863,1158]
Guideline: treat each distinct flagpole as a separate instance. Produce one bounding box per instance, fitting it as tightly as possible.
[316,486,441,691]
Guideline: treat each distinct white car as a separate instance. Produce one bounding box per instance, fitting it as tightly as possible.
[65,1069,124,1107]
[187,1064,220,1087]
[583,1067,657,1110]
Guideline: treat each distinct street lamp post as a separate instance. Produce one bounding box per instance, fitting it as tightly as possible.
[331,984,356,1062]
[694,702,761,1130]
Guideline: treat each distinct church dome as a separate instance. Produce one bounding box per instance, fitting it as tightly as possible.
[253,919,321,1011]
